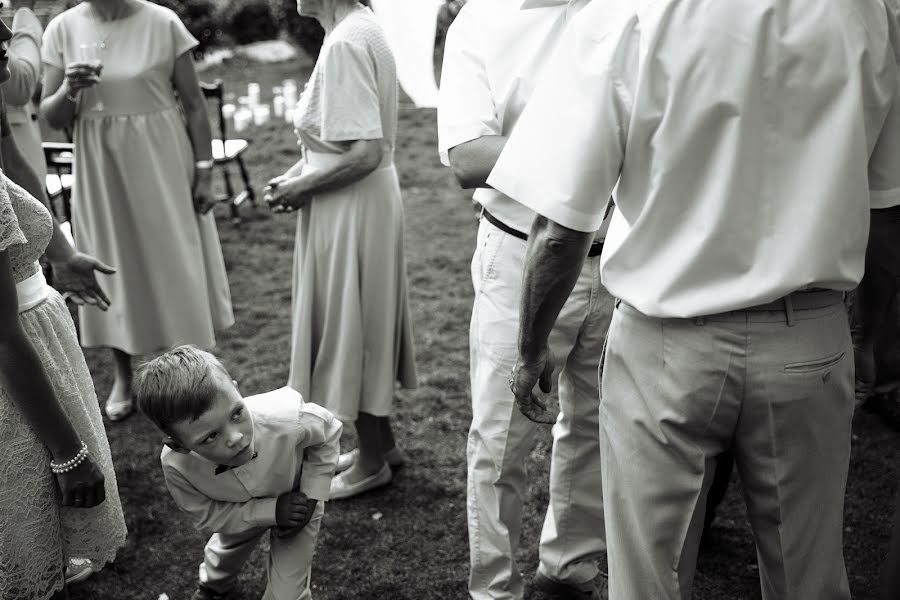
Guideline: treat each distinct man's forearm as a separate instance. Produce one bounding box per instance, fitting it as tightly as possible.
[448,135,507,189]
[518,216,594,362]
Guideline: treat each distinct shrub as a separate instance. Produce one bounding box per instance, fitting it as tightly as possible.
[216,0,280,45]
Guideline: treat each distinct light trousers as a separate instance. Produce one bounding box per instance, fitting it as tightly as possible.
[602,298,854,600]
[468,218,613,600]
[199,503,324,600]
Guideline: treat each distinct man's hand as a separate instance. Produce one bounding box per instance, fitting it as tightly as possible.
[275,490,310,530]
[51,252,115,311]
[273,497,318,539]
[509,347,557,424]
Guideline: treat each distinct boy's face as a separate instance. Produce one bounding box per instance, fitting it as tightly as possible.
[168,371,256,467]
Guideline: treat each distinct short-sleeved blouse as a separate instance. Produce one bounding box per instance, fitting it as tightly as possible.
[294,6,398,158]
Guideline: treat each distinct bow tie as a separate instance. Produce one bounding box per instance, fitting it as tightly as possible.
[215,451,258,475]
[520,0,569,9]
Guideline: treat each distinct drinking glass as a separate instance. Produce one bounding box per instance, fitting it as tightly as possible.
[78,43,105,111]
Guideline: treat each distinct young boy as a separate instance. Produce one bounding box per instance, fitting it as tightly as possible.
[134,345,342,600]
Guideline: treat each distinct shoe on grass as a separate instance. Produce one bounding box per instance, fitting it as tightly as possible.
[64,558,96,586]
[534,571,609,600]
[190,585,234,600]
[330,462,392,500]
[105,395,134,421]
[334,447,408,474]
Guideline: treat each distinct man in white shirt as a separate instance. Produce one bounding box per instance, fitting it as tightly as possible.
[489,1,900,598]
[438,1,612,598]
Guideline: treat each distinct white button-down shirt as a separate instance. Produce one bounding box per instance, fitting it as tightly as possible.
[489,0,900,318]
[439,0,611,236]
[161,387,342,534]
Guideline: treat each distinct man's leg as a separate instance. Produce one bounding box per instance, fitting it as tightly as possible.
[539,260,612,587]
[467,220,537,600]
[199,528,266,594]
[264,502,325,600]
[882,483,900,600]
[738,304,853,600]
[601,304,740,600]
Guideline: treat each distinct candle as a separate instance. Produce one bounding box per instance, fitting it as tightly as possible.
[222,103,236,121]
[233,107,253,132]
[284,106,295,124]
[282,80,298,108]
[247,83,261,107]
[253,104,271,126]
[273,95,285,118]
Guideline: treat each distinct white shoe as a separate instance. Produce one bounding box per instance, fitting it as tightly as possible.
[329,463,392,500]
[105,395,134,421]
[335,447,407,474]
[65,558,96,586]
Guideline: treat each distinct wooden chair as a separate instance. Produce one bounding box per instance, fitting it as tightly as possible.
[43,141,75,223]
[201,79,255,222]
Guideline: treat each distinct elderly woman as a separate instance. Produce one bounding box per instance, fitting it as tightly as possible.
[39,0,234,421]
[267,0,417,499]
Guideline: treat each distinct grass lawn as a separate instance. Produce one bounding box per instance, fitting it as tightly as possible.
[62,53,900,600]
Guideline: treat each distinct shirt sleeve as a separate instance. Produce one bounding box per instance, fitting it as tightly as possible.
[436,5,499,165]
[487,3,638,233]
[296,402,343,502]
[164,7,199,59]
[870,2,900,208]
[162,464,278,534]
[4,9,43,107]
[319,38,383,142]
[40,16,65,70]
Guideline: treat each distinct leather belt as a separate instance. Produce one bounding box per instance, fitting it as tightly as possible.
[482,209,604,257]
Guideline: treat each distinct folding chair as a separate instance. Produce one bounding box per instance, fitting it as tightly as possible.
[200,79,255,222]
[43,141,75,223]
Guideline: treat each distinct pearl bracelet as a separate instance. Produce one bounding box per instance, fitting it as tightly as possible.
[50,442,89,474]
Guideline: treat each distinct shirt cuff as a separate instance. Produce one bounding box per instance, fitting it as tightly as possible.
[248,497,278,528]
[299,475,332,502]
[871,187,900,209]
[488,171,606,233]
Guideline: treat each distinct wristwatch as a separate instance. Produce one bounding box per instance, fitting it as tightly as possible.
[195,159,214,169]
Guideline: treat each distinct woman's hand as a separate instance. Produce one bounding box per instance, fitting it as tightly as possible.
[55,454,106,508]
[265,175,312,214]
[50,252,116,311]
[192,167,215,214]
[63,62,102,94]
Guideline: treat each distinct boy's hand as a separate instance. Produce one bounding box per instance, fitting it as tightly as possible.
[275,490,309,529]
[274,498,318,539]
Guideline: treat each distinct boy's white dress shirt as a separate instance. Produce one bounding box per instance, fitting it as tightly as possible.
[161,386,342,534]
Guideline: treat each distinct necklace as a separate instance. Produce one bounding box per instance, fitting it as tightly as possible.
[86,1,134,50]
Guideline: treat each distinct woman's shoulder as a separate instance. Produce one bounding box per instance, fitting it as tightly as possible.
[326,8,392,60]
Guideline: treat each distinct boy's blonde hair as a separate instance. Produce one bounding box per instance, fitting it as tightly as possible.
[134,345,232,434]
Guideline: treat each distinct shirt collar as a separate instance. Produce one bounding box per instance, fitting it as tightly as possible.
[215,451,258,475]
[520,0,570,9]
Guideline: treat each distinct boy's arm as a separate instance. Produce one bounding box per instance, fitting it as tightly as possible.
[162,464,278,534]
[296,403,343,502]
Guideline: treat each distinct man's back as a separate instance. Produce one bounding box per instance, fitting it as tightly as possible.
[491,0,900,317]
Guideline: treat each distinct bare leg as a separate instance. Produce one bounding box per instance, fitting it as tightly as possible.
[379,416,397,453]
[106,348,134,420]
[340,412,387,483]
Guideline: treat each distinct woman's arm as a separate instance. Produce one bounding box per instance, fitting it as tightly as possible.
[40,64,77,130]
[268,139,382,211]
[172,51,214,213]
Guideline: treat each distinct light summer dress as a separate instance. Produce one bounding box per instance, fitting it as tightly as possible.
[288,5,417,421]
[0,172,126,600]
[42,0,234,355]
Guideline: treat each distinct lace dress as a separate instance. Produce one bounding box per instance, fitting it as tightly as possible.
[0,172,127,599]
